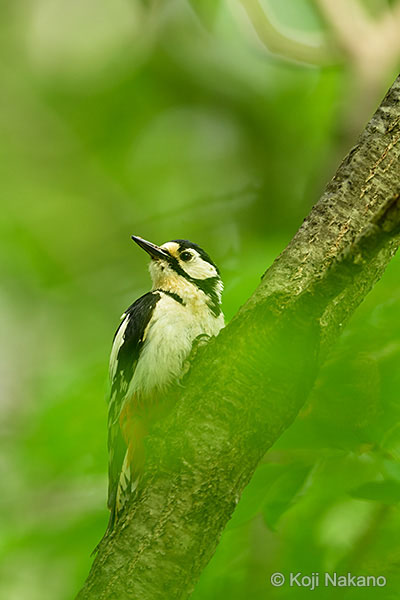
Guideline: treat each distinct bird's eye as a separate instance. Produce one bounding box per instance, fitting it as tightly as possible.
[180,251,193,262]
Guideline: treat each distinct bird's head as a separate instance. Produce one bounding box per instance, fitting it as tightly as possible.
[131,235,223,315]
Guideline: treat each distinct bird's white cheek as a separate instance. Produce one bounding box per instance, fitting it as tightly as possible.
[183,262,217,279]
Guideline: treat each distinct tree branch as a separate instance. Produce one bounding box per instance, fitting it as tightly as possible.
[238,0,339,66]
[314,0,374,62]
[76,75,400,600]
[315,0,400,88]
[379,1,400,62]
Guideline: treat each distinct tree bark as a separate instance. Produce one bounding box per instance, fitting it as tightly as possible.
[76,75,400,600]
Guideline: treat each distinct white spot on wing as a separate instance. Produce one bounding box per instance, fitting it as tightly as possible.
[109,315,130,381]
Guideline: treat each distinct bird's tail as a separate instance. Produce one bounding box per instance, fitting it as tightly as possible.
[114,438,143,515]
[92,418,148,555]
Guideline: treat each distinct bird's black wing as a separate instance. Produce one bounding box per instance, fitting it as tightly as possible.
[107,291,160,519]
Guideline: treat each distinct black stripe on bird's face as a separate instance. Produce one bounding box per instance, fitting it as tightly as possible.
[171,267,222,317]
[170,239,220,275]
[156,289,185,305]
[160,242,222,316]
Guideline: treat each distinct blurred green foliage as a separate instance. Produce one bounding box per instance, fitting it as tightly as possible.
[1,1,400,599]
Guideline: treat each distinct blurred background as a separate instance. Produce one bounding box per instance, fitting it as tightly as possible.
[1,1,400,599]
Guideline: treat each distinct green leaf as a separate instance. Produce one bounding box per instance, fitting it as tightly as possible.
[382,459,400,482]
[262,463,312,529]
[227,463,284,529]
[349,480,400,504]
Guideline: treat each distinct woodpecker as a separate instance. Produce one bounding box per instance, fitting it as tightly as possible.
[106,236,224,530]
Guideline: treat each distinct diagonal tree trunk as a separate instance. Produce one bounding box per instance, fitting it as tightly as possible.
[76,75,400,600]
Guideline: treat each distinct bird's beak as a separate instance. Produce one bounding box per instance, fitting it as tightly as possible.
[131,235,170,260]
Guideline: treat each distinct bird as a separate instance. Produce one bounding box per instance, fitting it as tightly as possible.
[106,235,224,533]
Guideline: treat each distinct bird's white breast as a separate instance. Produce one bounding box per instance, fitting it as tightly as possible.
[129,292,224,398]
